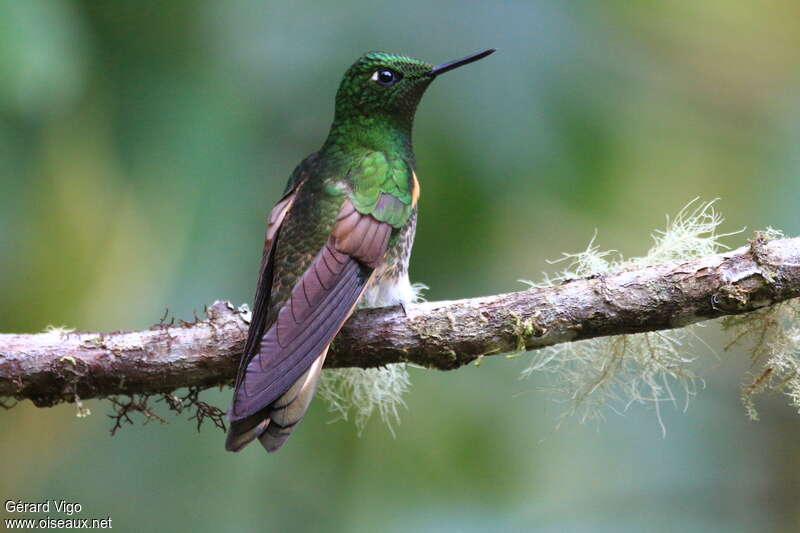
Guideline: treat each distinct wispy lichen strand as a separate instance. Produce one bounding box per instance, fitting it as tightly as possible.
[317,363,411,435]
[520,199,747,430]
[724,293,800,420]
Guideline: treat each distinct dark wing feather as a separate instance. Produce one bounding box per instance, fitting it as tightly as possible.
[229,199,392,421]
[233,189,298,391]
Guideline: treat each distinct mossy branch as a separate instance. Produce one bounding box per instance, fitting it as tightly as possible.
[1,235,798,408]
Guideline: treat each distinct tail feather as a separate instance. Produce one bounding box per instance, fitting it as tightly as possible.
[225,414,270,452]
[225,349,328,453]
[259,349,328,452]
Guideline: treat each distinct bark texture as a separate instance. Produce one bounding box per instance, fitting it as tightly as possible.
[1,235,799,407]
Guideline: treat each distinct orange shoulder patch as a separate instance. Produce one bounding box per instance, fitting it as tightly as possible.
[411,170,420,206]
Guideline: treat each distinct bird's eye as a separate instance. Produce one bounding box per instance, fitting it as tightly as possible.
[370,68,400,86]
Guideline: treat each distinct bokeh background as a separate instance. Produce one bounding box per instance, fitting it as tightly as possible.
[2,1,800,532]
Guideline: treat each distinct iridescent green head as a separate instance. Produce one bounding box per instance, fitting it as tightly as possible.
[333,52,433,125]
[328,49,495,151]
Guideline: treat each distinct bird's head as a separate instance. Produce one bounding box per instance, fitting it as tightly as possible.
[331,49,495,136]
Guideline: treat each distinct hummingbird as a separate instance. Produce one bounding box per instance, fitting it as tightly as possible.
[226,48,495,453]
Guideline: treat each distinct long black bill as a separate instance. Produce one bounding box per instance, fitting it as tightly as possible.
[428,48,496,77]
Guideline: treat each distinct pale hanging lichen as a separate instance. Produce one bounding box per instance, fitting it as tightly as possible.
[723,293,800,420]
[74,395,92,418]
[520,199,741,432]
[720,227,800,420]
[317,363,411,435]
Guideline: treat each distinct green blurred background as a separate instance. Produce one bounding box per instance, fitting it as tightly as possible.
[2,1,800,531]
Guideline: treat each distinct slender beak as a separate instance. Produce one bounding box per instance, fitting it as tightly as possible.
[428,48,496,77]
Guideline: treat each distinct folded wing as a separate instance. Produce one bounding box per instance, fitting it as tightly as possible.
[227,198,392,452]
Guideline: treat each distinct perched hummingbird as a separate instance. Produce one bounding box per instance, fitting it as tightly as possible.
[226,49,495,453]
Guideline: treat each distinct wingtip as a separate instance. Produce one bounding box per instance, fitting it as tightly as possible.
[258,427,289,453]
[225,417,270,452]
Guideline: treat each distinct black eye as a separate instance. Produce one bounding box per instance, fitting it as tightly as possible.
[371,68,400,86]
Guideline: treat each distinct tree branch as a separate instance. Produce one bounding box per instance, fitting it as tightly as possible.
[2,235,799,407]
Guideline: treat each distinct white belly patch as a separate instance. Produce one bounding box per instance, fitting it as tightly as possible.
[360,273,416,309]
